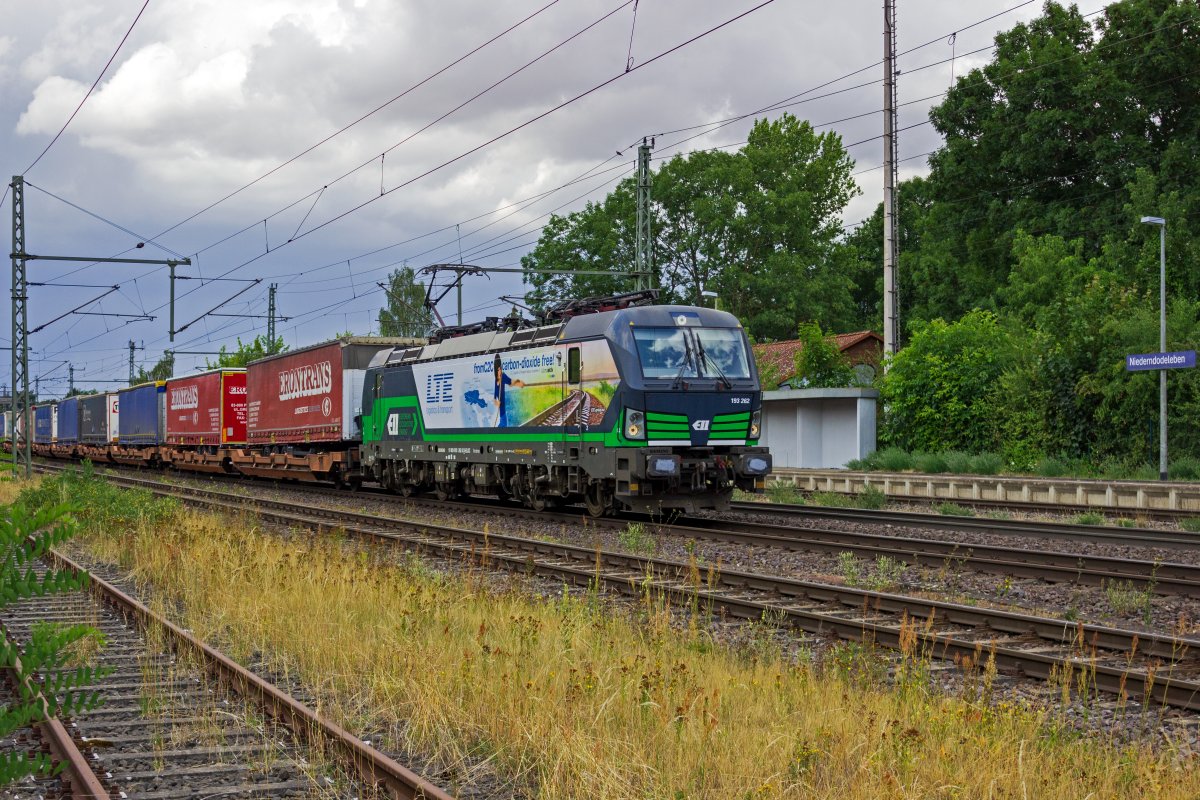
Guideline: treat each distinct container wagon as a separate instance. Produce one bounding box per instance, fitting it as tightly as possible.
[113,381,166,466]
[163,368,248,473]
[232,337,420,482]
[79,393,111,461]
[54,396,81,459]
[33,403,57,451]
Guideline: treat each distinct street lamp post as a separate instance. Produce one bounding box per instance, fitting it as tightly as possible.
[1141,215,1167,480]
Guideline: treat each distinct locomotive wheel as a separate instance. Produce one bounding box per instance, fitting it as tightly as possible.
[584,482,609,518]
[397,482,414,498]
[434,482,459,501]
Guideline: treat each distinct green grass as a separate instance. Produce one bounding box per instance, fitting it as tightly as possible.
[1073,512,1105,526]
[764,482,803,505]
[1180,518,1200,533]
[809,487,887,510]
[936,502,974,517]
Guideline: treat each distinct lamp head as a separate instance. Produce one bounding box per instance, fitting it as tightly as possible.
[1141,215,1165,225]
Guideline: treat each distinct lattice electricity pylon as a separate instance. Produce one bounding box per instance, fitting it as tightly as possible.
[9,174,192,477]
[10,176,30,477]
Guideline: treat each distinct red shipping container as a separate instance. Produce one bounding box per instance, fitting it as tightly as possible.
[165,369,247,445]
[246,338,406,445]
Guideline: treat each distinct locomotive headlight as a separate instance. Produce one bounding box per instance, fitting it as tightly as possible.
[624,409,645,439]
[739,453,772,475]
[646,454,680,477]
[749,410,761,439]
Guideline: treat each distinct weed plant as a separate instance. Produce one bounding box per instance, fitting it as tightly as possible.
[936,502,975,517]
[764,482,803,505]
[808,487,886,510]
[1180,518,1200,533]
[33,472,1200,799]
[1074,512,1105,526]
[617,523,655,555]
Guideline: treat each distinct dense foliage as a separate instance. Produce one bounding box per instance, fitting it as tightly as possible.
[519,0,1200,470]
[867,0,1200,469]
[0,472,111,784]
[522,114,863,340]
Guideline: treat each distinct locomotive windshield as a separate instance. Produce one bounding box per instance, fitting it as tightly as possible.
[632,327,751,380]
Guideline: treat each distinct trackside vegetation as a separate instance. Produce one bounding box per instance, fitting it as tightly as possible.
[0,475,110,785]
[30,470,1200,798]
[521,0,1200,473]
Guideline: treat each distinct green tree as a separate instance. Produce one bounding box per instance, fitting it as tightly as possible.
[205,335,287,369]
[716,114,859,340]
[879,310,1016,453]
[521,179,641,311]
[521,113,860,338]
[792,322,854,388]
[133,351,175,385]
[901,0,1200,323]
[377,266,433,337]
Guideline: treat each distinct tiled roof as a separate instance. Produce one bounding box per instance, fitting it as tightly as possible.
[752,330,882,383]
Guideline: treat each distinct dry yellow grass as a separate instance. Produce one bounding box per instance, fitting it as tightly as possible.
[0,473,37,505]
[76,501,1200,799]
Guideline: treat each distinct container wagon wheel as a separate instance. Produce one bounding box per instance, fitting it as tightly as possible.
[584,481,609,518]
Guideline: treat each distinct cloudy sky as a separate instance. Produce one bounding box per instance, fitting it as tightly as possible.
[1,0,1048,394]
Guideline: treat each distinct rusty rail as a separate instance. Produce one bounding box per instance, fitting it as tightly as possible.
[48,549,454,800]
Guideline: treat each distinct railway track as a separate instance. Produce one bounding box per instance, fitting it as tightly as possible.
[34,462,1200,597]
[728,499,1200,549]
[0,549,454,799]
[58,467,1200,712]
[753,490,1200,522]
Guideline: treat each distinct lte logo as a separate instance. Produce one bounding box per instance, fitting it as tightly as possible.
[691,419,710,432]
[387,413,400,436]
[425,372,453,403]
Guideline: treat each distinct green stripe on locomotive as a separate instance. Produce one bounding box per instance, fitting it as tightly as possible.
[362,394,646,447]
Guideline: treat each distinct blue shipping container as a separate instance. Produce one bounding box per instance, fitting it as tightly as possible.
[58,396,81,443]
[118,382,166,445]
[34,404,56,443]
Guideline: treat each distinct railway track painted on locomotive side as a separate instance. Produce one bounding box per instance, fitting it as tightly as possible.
[62,467,1200,712]
[0,548,454,800]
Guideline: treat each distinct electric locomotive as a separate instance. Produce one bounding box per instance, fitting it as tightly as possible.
[360,295,772,514]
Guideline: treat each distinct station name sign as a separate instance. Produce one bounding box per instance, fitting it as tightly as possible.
[1125,350,1196,371]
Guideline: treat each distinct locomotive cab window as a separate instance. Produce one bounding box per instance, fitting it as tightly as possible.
[632,328,697,378]
[567,347,581,384]
[632,327,751,380]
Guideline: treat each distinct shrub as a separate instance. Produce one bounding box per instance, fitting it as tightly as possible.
[943,451,973,474]
[875,447,913,472]
[1035,457,1069,478]
[968,452,1004,475]
[914,452,949,473]
[1169,458,1200,481]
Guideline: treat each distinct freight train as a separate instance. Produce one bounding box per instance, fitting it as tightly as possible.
[7,296,772,514]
